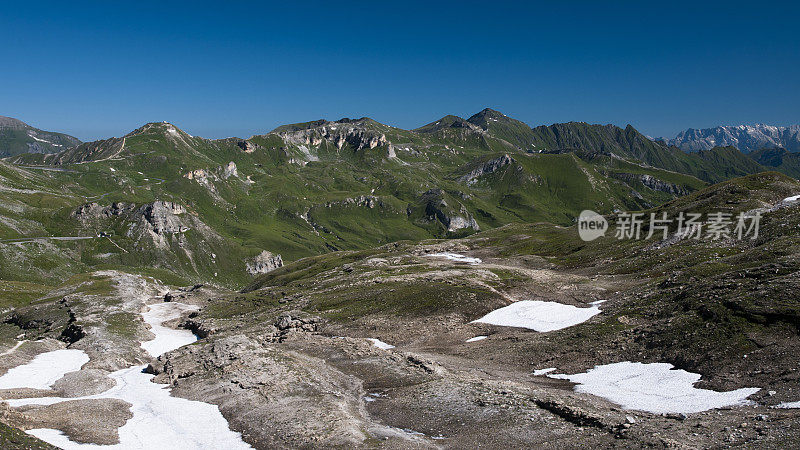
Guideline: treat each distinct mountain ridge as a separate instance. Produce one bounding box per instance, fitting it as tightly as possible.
[0,115,82,157]
[662,124,800,153]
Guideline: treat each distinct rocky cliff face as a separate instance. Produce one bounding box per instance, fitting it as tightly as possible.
[610,173,691,196]
[246,250,284,275]
[276,119,388,151]
[665,124,800,153]
[459,154,515,185]
[421,189,480,232]
[136,201,188,236]
[71,199,238,278]
[72,202,136,223]
[183,161,243,202]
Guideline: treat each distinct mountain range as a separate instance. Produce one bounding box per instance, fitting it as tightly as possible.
[2,109,800,447]
[0,107,795,290]
[661,124,800,153]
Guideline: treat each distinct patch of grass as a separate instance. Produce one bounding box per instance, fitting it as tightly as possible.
[309,280,502,320]
[106,312,139,338]
[0,280,52,309]
[0,421,56,450]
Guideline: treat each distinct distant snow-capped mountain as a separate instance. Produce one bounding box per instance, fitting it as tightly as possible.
[663,124,800,153]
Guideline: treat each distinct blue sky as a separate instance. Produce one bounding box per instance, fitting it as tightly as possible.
[2,1,798,141]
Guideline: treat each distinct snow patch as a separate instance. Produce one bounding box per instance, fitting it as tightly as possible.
[775,401,800,409]
[533,368,556,376]
[465,336,487,342]
[549,361,759,414]
[141,302,200,357]
[472,300,602,332]
[426,252,482,265]
[783,195,800,203]
[21,364,252,449]
[0,349,89,390]
[8,302,251,449]
[367,338,395,350]
[28,133,54,144]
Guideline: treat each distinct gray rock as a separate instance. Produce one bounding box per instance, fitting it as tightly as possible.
[611,172,691,196]
[221,161,238,180]
[459,154,515,184]
[246,250,284,275]
[136,201,187,235]
[52,369,116,397]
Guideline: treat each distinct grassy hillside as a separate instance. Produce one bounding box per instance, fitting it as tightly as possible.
[0,116,81,157]
[750,147,800,178]
[0,110,783,291]
[242,171,800,389]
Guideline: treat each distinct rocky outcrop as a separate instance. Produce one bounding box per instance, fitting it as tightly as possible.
[184,161,239,182]
[421,189,480,232]
[611,173,691,196]
[183,162,242,202]
[184,168,216,182]
[74,200,188,234]
[325,195,382,209]
[136,201,187,235]
[269,313,320,342]
[246,250,284,275]
[72,202,135,222]
[147,334,379,448]
[236,140,257,153]
[221,162,238,180]
[276,119,388,151]
[459,154,515,185]
[445,206,480,232]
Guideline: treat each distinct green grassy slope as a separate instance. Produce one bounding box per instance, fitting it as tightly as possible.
[0,110,781,291]
[750,147,800,178]
[0,116,82,157]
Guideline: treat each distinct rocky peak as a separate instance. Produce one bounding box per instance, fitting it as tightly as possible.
[467,108,510,127]
[126,122,192,142]
[0,116,28,129]
[414,115,484,134]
